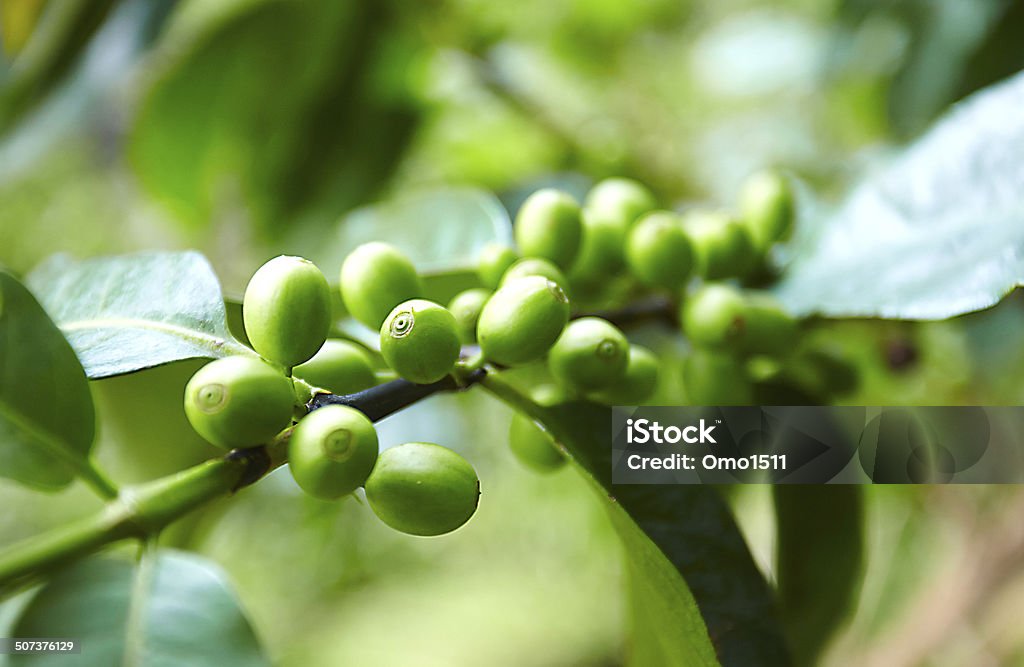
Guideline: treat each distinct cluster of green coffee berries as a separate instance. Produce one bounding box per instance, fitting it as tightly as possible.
[179,169,853,528]
[182,256,479,537]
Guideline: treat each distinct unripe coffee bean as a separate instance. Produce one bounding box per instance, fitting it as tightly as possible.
[184,356,295,449]
[625,211,694,289]
[683,210,757,280]
[741,292,798,357]
[365,442,480,536]
[570,179,656,284]
[508,412,566,473]
[683,349,754,405]
[588,345,659,405]
[681,283,748,350]
[501,257,569,292]
[447,288,491,345]
[583,178,657,229]
[567,209,628,287]
[548,317,629,391]
[243,255,331,368]
[340,242,423,330]
[477,243,519,290]
[514,189,583,269]
[288,405,379,499]
[380,299,461,385]
[477,276,570,366]
[293,339,377,395]
[740,169,794,251]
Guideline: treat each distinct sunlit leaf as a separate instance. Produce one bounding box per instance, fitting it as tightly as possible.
[27,251,250,379]
[774,70,1024,319]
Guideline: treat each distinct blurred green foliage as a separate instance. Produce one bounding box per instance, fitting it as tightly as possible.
[3,0,1024,665]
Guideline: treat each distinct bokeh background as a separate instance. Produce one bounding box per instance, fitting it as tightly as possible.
[3,1,1024,665]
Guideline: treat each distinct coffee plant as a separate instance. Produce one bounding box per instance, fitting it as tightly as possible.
[4,2,1024,666]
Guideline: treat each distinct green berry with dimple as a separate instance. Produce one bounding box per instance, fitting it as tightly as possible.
[683,210,757,280]
[625,211,694,289]
[293,339,377,395]
[683,349,754,405]
[340,242,423,330]
[447,288,491,345]
[365,442,480,536]
[477,276,570,366]
[681,283,748,350]
[548,317,629,391]
[740,169,794,251]
[587,345,659,405]
[380,299,461,384]
[288,405,379,499]
[500,257,568,292]
[242,255,331,368]
[184,356,295,449]
[508,412,566,473]
[477,243,519,290]
[514,189,583,269]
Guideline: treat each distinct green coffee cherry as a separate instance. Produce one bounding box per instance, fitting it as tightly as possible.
[340,242,423,330]
[242,256,331,368]
[588,345,659,405]
[514,189,583,269]
[740,169,794,251]
[447,288,491,345]
[683,349,753,405]
[477,243,519,290]
[583,177,657,229]
[625,211,694,289]
[380,299,461,384]
[365,442,480,536]
[500,257,568,291]
[508,412,566,473]
[567,209,628,288]
[570,180,656,287]
[477,276,570,366]
[683,210,757,280]
[681,283,748,350]
[288,405,379,499]
[184,356,295,449]
[293,339,377,395]
[548,317,629,391]
[741,292,798,357]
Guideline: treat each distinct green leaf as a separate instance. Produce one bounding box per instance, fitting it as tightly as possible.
[11,550,269,666]
[27,251,250,379]
[313,187,513,274]
[773,70,1024,320]
[129,0,418,232]
[773,485,864,667]
[0,271,96,491]
[482,374,790,666]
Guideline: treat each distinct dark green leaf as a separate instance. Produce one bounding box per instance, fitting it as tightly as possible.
[11,550,268,666]
[774,485,864,667]
[483,374,790,666]
[27,251,250,379]
[130,0,418,232]
[774,70,1024,319]
[0,271,95,491]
